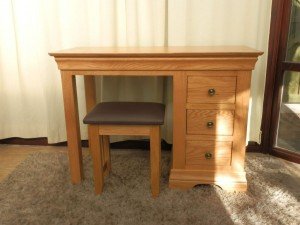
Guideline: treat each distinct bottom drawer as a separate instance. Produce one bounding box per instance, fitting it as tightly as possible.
[186,140,232,167]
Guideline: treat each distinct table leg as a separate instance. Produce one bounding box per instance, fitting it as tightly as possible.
[150,126,161,198]
[61,71,83,184]
[169,72,187,189]
[84,76,96,113]
[172,72,187,169]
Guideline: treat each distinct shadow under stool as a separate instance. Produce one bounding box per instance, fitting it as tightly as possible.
[83,102,165,198]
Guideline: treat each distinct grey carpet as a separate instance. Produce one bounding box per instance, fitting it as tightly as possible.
[0,150,299,225]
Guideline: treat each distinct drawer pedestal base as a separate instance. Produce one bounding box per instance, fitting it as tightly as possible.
[169,169,247,192]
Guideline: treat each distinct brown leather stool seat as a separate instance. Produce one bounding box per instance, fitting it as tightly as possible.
[83,101,165,198]
[83,102,165,125]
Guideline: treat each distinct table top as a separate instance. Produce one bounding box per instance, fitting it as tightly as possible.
[49,46,263,58]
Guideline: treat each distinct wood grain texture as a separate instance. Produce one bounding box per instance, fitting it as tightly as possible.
[98,135,109,177]
[169,169,247,192]
[185,135,233,142]
[84,76,96,113]
[98,125,151,136]
[187,110,234,135]
[172,72,187,169]
[54,57,259,71]
[150,126,161,197]
[185,141,232,167]
[84,76,96,155]
[186,103,235,110]
[89,125,104,195]
[186,71,237,77]
[69,70,173,76]
[187,76,237,103]
[169,179,247,192]
[95,124,161,197]
[60,72,83,184]
[102,135,111,174]
[231,71,252,171]
[49,46,263,58]
[50,46,262,192]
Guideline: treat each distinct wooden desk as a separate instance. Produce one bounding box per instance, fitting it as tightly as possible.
[50,46,262,191]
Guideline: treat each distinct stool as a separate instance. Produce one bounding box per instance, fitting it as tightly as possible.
[83,102,165,197]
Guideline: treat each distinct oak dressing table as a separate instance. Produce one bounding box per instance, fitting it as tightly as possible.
[49,46,262,191]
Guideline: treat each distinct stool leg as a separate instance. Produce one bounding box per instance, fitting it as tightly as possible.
[102,135,111,175]
[150,126,161,197]
[87,127,93,156]
[89,125,104,195]
[99,136,106,176]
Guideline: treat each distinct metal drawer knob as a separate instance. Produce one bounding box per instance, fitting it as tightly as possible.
[205,152,213,159]
[208,88,216,96]
[207,121,214,128]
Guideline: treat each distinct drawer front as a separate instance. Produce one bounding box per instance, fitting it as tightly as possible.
[187,109,234,135]
[187,76,236,103]
[186,140,232,166]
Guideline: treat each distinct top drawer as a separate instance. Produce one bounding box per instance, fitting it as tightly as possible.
[187,74,237,103]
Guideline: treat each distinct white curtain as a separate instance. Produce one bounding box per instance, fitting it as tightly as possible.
[168,0,272,142]
[0,0,271,144]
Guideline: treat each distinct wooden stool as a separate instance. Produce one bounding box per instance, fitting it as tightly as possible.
[83,102,165,197]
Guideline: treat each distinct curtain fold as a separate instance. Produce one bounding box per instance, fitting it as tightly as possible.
[0,0,271,144]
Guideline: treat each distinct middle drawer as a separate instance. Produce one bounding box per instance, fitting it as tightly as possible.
[187,109,234,135]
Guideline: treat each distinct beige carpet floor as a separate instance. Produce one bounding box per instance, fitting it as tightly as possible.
[0,150,299,225]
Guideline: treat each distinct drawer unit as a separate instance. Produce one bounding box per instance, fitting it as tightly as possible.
[186,140,232,167]
[187,109,234,135]
[168,48,262,192]
[187,76,237,103]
